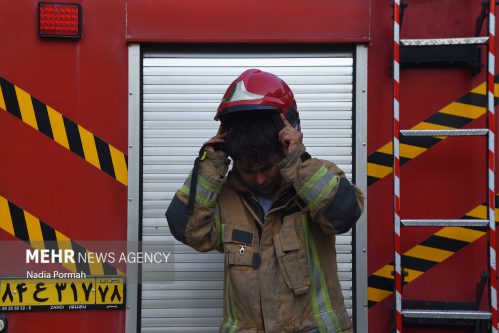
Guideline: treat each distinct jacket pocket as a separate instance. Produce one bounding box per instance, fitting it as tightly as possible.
[223,224,261,269]
[273,217,310,295]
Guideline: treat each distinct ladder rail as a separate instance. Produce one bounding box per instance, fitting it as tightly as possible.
[393,1,402,332]
[487,0,498,331]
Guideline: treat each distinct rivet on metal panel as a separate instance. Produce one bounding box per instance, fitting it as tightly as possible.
[129,145,133,149]
[362,249,367,253]
[362,142,366,146]
[362,89,366,93]
[128,198,132,202]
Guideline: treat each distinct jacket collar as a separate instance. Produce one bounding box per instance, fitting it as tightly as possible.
[226,170,298,215]
[226,169,292,197]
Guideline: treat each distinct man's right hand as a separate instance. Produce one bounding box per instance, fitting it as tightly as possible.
[204,125,227,158]
[279,114,303,157]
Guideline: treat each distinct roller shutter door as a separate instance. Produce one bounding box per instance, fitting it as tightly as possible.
[141,49,354,332]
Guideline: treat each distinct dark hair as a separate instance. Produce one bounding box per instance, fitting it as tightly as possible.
[224,112,283,166]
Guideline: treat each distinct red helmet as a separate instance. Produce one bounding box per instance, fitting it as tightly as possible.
[216,69,300,130]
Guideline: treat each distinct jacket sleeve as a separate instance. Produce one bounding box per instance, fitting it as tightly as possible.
[165,150,229,252]
[280,144,364,235]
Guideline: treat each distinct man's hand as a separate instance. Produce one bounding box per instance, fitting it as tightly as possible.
[204,125,227,158]
[279,114,303,157]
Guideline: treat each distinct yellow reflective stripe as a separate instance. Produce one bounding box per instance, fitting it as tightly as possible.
[195,193,217,208]
[405,245,453,263]
[55,230,78,274]
[439,102,485,120]
[435,227,485,243]
[368,287,392,302]
[404,268,424,282]
[15,86,38,130]
[0,196,14,236]
[372,263,423,283]
[367,163,392,178]
[24,211,44,248]
[197,174,222,193]
[215,206,222,249]
[411,122,456,139]
[302,214,341,332]
[465,205,487,220]
[0,194,124,276]
[0,77,128,186]
[372,265,393,279]
[87,250,105,275]
[223,276,238,332]
[309,174,338,211]
[181,174,221,207]
[179,184,189,196]
[377,141,426,159]
[109,145,128,186]
[298,166,328,199]
[411,122,455,131]
[78,125,101,169]
[47,105,70,149]
[470,82,499,95]
[400,144,426,159]
[471,82,486,94]
[377,143,392,155]
[0,83,5,111]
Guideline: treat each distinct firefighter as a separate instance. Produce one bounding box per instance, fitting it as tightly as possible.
[165,69,364,333]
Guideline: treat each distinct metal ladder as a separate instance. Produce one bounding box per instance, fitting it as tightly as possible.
[392,0,497,332]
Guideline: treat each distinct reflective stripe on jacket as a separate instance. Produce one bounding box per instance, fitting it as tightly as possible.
[166,147,364,333]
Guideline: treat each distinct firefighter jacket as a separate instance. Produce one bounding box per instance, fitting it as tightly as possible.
[166,145,364,333]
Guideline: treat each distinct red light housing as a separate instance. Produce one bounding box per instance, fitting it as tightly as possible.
[38,2,81,39]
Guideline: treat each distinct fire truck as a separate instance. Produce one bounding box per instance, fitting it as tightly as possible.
[0,0,497,332]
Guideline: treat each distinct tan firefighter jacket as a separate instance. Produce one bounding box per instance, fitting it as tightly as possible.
[166,145,364,333]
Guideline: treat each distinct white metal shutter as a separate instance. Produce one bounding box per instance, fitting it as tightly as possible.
[141,50,354,333]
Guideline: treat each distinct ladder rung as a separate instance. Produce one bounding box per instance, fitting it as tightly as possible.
[401,219,489,227]
[400,129,488,137]
[401,37,489,46]
[402,309,491,320]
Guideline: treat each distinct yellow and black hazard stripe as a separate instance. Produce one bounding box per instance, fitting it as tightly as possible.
[367,197,496,307]
[0,77,127,186]
[0,194,124,276]
[368,77,499,186]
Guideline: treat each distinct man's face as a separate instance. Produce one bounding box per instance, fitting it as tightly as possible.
[235,155,283,196]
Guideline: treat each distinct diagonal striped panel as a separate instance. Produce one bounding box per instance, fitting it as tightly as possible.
[0,77,128,186]
[367,196,497,308]
[0,194,124,276]
[367,78,499,186]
